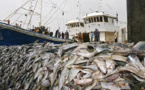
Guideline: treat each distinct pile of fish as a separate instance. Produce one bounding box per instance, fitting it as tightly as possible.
[0,41,145,90]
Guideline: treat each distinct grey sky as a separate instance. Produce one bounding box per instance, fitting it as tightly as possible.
[0,0,127,31]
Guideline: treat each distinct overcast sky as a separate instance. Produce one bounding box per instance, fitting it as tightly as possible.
[0,0,127,31]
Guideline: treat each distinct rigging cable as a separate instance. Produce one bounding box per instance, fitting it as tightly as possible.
[41,6,55,22]
[24,14,28,28]
[48,0,64,12]
[45,0,68,26]
[4,0,31,21]
[43,0,68,26]
[57,0,68,28]
[12,11,25,25]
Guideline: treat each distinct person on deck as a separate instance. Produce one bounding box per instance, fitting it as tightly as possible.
[90,31,94,42]
[77,32,81,41]
[65,30,69,39]
[94,29,99,42]
[58,31,61,38]
[55,29,59,37]
[114,31,118,42]
[81,32,83,42]
[50,32,53,36]
[62,32,64,39]
[7,20,10,24]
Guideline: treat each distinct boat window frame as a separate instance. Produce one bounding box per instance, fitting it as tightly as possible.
[91,17,94,23]
[104,16,108,22]
[80,23,84,27]
[97,17,99,22]
[77,23,79,27]
[94,17,97,22]
[100,16,103,22]
[89,18,91,23]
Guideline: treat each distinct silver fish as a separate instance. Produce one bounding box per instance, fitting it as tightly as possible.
[72,43,88,54]
[68,68,81,82]
[73,78,93,86]
[51,59,62,86]
[132,74,145,82]
[128,54,144,70]
[111,55,127,62]
[81,69,93,79]
[106,58,116,74]
[92,70,105,80]
[133,41,145,52]
[118,82,130,90]
[59,68,69,90]
[41,79,50,87]
[84,79,97,90]
[77,49,97,58]
[94,58,107,74]
[101,82,121,90]
[67,65,98,71]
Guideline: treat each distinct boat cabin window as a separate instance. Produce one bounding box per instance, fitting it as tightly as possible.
[73,23,75,27]
[97,17,99,22]
[80,23,84,27]
[94,16,103,22]
[100,16,103,22]
[67,25,71,29]
[89,18,91,23]
[112,19,114,23]
[104,16,108,22]
[71,24,73,27]
[91,17,94,23]
[84,19,89,24]
[84,16,104,23]
[67,22,84,28]
[94,17,97,22]
[76,23,78,27]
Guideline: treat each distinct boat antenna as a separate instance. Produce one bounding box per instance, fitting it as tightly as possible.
[77,1,81,19]
[116,13,118,23]
[99,0,102,12]
[4,0,31,21]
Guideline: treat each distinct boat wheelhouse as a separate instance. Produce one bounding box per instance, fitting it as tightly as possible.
[82,11,119,42]
[65,19,85,38]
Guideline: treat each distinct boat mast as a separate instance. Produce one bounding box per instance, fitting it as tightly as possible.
[27,0,39,29]
[27,1,33,29]
[40,0,43,27]
[77,1,81,19]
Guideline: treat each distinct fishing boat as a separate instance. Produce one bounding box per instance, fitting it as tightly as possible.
[66,11,127,43]
[0,22,71,45]
[0,0,72,46]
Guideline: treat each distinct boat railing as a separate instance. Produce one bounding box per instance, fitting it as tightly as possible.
[0,21,28,31]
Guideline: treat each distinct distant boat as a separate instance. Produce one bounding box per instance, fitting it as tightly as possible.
[0,0,72,46]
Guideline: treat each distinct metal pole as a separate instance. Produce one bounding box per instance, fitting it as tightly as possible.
[40,0,43,27]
